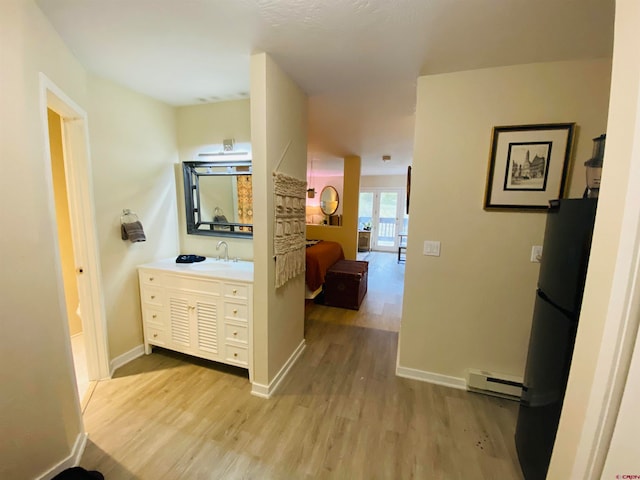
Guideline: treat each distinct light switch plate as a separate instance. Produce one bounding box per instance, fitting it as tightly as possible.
[531,245,543,263]
[423,240,441,256]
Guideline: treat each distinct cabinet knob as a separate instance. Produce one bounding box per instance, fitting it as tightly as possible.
[233,289,238,294]
[233,309,238,314]
[152,314,157,319]
[233,331,238,336]
[233,353,238,357]
[150,295,155,300]
[153,333,158,338]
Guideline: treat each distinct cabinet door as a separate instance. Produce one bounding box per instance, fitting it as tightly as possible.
[167,290,222,359]
[168,295,192,350]
[194,297,220,356]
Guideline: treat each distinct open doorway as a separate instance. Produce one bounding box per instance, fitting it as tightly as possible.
[47,108,90,399]
[41,75,111,408]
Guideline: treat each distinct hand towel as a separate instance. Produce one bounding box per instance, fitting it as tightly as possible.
[121,220,146,242]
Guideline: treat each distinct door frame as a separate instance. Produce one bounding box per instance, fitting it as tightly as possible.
[40,74,111,382]
[359,187,406,251]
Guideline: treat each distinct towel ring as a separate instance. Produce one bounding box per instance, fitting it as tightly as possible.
[121,209,139,224]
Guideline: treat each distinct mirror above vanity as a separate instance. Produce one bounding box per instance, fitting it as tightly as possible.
[183,160,253,238]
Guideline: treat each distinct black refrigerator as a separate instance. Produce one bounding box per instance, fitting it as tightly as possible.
[515,198,598,480]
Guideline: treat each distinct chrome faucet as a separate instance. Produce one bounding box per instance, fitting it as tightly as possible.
[216,240,229,262]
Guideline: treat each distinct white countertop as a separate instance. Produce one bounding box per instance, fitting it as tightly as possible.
[138,257,254,283]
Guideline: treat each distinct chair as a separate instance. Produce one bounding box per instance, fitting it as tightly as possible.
[398,233,407,263]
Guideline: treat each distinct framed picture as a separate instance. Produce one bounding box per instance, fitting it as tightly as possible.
[484,123,575,210]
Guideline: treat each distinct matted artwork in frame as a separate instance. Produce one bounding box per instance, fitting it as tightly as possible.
[484,123,575,210]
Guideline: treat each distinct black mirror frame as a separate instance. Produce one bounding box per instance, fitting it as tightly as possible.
[182,161,254,238]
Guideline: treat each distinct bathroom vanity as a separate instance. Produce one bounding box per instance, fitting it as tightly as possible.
[137,258,253,380]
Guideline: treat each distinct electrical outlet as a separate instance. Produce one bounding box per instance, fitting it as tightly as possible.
[531,245,543,263]
[423,240,441,256]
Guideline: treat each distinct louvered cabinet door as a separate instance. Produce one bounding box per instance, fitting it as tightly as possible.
[168,294,193,351]
[193,297,220,357]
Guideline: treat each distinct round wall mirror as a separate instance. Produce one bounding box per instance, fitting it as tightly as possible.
[320,186,339,215]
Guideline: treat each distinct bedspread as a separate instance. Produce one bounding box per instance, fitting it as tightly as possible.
[305,240,345,291]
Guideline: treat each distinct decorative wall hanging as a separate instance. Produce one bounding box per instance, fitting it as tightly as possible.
[484,123,575,210]
[273,172,307,288]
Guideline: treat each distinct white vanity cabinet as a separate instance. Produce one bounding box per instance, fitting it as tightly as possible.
[138,259,253,378]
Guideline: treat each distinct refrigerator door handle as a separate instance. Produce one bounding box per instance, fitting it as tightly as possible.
[520,385,531,407]
[537,289,576,320]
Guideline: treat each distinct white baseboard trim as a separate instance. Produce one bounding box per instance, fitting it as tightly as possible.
[110,344,145,377]
[37,432,88,480]
[251,339,306,399]
[396,365,466,390]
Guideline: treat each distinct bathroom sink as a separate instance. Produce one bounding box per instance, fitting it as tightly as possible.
[177,259,254,281]
[139,257,254,282]
[188,260,251,271]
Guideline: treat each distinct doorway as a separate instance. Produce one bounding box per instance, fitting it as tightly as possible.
[41,75,111,402]
[358,188,408,252]
[48,108,90,399]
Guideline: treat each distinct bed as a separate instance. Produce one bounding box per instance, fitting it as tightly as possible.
[305,240,345,299]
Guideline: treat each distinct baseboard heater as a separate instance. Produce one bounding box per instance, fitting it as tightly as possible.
[466,369,523,401]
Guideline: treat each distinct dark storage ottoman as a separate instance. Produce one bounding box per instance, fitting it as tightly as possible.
[324,260,368,310]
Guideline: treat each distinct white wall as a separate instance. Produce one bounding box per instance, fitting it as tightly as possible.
[0,1,87,477]
[398,59,612,385]
[360,174,406,189]
[549,0,640,476]
[251,53,307,388]
[601,321,640,476]
[176,100,253,260]
[88,75,179,360]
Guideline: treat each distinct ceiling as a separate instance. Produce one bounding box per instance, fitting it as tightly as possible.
[36,0,614,175]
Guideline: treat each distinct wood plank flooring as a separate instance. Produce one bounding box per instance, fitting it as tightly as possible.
[306,251,406,332]
[80,252,523,479]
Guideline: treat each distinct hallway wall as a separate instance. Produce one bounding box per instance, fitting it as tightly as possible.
[88,75,180,360]
[399,59,612,383]
[0,1,88,477]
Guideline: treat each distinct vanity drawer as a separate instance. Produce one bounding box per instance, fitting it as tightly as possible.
[225,344,248,366]
[142,305,164,327]
[224,283,248,301]
[146,326,167,346]
[140,270,162,286]
[141,286,163,306]
[224,322,248,344]
[224,302,248,322]
[172,276,221,296]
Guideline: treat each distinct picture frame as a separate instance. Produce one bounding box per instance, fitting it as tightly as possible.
[484,123,575,210]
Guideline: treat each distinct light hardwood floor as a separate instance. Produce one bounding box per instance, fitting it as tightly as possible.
[80,252,523,479]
